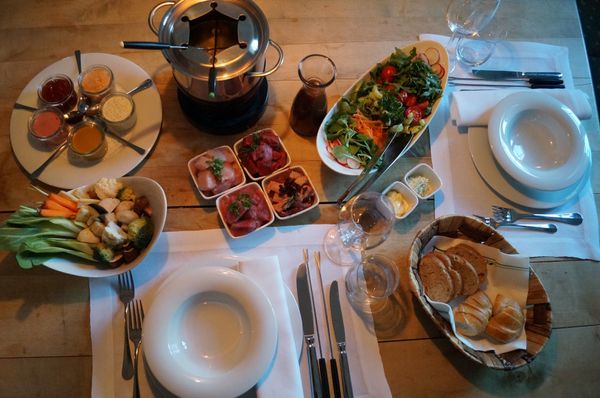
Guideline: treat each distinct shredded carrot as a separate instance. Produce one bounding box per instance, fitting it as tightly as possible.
[351,112,386,149]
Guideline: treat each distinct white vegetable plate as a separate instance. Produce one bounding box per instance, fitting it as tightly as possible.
[488,91,589,191]
[316,39,448,176]
[44,176,167,277]
[143,265,278,398]
[468,127,590,209]
[10,53,162,189]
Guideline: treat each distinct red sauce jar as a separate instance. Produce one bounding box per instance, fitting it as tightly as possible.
[37,74,77,113]
[28,107,68,148]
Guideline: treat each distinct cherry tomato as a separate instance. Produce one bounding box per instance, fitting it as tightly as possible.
[380,65,397,83]
[404,106,422,124]
[405,94,417,107]
[417,100,429,110]
[396,90,408,103]
[383,83,395,91]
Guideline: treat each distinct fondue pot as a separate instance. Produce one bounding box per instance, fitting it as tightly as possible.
[148,0,283,102]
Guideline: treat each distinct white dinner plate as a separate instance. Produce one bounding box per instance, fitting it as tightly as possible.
[488,91,589,191]
[316,40,448,176]
[9,53,162,189]
[43,176,167,277]
[468,127,590,210]
[143,266,278,398]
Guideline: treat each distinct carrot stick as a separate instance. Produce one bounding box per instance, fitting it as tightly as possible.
[48,193,78,212]
[39,208,75,218]
[43,198,73,213]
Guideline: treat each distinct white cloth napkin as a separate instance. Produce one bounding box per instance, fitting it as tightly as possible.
[451,89,592,127]
[419,34,600,260]
[239,257,303,398]
[90,225,392,398]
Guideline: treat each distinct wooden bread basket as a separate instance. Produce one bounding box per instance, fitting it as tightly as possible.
[408,215,552,370]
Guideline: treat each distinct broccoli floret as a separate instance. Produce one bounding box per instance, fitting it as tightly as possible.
[117,186,136,202]
[127,216,154,249]
[93,243,115,263]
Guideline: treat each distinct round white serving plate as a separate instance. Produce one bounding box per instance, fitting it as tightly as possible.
[468,127,590,210]
[143,266,278,398]
[488,91,588,191]
[10,53,162,189]
[43,176,167,277]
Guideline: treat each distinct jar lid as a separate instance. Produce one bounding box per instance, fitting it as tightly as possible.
[156,0,270,80]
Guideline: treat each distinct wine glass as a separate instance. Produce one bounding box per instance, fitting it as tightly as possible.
[446,0,502,70]
[323,191,395,266]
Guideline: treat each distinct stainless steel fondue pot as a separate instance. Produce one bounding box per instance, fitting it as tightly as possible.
[148,0,283,101]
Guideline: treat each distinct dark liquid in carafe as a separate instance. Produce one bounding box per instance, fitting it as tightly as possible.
[289,79,327,137]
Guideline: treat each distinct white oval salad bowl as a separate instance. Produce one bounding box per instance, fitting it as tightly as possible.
[316,40,448,176]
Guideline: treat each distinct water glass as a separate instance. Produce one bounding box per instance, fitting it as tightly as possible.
[345,254,400,313]
[456,20,507,67]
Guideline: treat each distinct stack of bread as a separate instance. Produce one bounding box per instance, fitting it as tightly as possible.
[418,243,525,343]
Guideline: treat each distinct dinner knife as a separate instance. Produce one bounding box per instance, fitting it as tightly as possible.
[330,281,354,398]
[297,263,324,398]
[472,69,563,80]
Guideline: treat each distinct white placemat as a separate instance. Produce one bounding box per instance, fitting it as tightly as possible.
[419,34,600,260]
[90,225,392,398]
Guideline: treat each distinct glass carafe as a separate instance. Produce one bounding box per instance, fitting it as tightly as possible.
[289,54,336,137]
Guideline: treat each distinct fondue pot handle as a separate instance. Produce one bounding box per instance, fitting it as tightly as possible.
[246,40,284,77]
[148,1,175,36]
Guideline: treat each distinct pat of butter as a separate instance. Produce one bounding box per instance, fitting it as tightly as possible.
[386,190,409,217]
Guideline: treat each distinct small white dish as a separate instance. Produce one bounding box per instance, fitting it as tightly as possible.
[188,145,246,200]
[216,182,275,239]
[488,91,589,191]
[262,166,320,220]
[382,181,418,220]
[143,265,278,398]
[43,176,167,277]
[233,128,291,181]
[468,127,590,209]
[404,163,442,199]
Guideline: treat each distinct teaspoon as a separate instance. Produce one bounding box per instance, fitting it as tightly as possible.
[30,141,68,179]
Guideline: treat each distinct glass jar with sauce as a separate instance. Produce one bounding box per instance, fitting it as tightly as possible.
[68,120,107,162]
[28,107,68,148]
[290,54,336,137]
[100,92,137,133]
[37,74,78,113]
[78,64,114,103]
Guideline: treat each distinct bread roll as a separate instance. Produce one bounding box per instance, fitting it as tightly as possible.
[453,290,492,337]
[418,253,454,303]
[447,244,488,284]
[485,294,525,343]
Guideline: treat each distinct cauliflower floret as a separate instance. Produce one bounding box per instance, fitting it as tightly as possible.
[102,221,128,248]
[94,178,123,200]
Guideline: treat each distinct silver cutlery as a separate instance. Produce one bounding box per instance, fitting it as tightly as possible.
[471,69,563,80]
[103,127,147,155]
[491,205,583,225]
[315,251,341,398]
[473,214,558,233]
[118,271,135,380]
[74,50,82,74]
[329,281,354,398]
[30,141,68,179]
[449,78,565,89]
[127,299,144,398]
[297,259,324,398]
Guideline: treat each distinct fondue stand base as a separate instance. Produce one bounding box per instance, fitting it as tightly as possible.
[177,77,269,134]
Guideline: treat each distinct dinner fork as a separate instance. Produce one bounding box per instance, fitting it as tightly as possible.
[128,300,144,398]
[473,214,558,233]
[118,271,135,380]
[491,205,583,225]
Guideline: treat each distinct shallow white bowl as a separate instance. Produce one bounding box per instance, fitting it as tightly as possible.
[404,163,442,200]
[187,145,246,200]
[488,91,589,191]
[143,265,278,398]
[233,128,291,181]
[44,176,167,278]
[261,166,320,220]
[382,181,418,220]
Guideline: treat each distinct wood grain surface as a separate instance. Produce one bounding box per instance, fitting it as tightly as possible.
[0,0,598,397]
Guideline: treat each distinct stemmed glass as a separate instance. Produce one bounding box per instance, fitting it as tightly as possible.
[323,191,395,266]
[446,0,502,70]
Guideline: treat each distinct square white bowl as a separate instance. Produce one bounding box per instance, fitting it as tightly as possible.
[216,182,275,239]
[382,181,419,220]
[233,128,292,181]
[188,145,246,200]
[262,165,320,220]
[404,163,442,199]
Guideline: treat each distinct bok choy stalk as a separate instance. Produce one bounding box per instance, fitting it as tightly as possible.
[0,205,96,269]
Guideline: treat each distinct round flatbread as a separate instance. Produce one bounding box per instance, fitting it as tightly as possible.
[418,253,454,303]
[448,254,479,296]
[447,243,488,284]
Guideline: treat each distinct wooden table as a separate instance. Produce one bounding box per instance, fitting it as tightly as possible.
[1,1,598,396]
